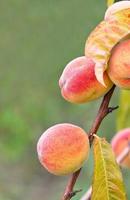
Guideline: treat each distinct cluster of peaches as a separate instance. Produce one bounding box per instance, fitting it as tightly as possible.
[37,1,130,176]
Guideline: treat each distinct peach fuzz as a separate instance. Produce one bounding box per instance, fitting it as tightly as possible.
[59,56,113,104]
[111,128,130,168]
[108,39,130,89]
[37,123,89,175]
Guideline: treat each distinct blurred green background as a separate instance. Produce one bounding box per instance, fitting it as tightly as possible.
[0,0,130,199]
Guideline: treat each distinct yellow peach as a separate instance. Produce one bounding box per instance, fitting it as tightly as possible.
[108,39,130,89]
[37,123,90,175]
[111,128,130,168]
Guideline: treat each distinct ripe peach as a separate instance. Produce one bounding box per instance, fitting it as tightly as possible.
[37,123,89,175]
[59,56,113,104]
[108,39,130,89]
[111,128,130,168]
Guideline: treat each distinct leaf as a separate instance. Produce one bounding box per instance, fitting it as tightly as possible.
[105,1,130,20]
[117,90,130,130]
[85,6,130,86]
[107,0,115,7]
[91,136,127,200]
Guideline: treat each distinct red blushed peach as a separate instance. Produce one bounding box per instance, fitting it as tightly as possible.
[108,39,130,89]
[37,123,90,175]
[59,56,113,104]
[111,128,130,168]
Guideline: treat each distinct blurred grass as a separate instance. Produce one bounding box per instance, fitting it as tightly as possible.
[0,0,129,199]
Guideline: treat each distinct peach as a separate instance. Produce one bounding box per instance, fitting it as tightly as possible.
[111,128,130,168]
[37,123,89,175]
[59,56,113,104]
[108,39,130,89]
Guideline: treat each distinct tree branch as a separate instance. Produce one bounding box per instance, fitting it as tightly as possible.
[61,169,82,200]
[61,85,116,200]
[89,85,116,145]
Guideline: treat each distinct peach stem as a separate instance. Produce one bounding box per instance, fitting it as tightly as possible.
[61,85,116,200]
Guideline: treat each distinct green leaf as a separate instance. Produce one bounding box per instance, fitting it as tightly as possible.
[117,90,130,130]
[107,0,115,7]
[91,136,127,200]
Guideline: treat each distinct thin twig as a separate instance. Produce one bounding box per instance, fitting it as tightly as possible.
[80,144,130,200]
[88,85,116,145]
[61,85,116,200]
[61,169,81,200]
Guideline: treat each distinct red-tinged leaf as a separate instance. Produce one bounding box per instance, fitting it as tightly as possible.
[85,4,130,86]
